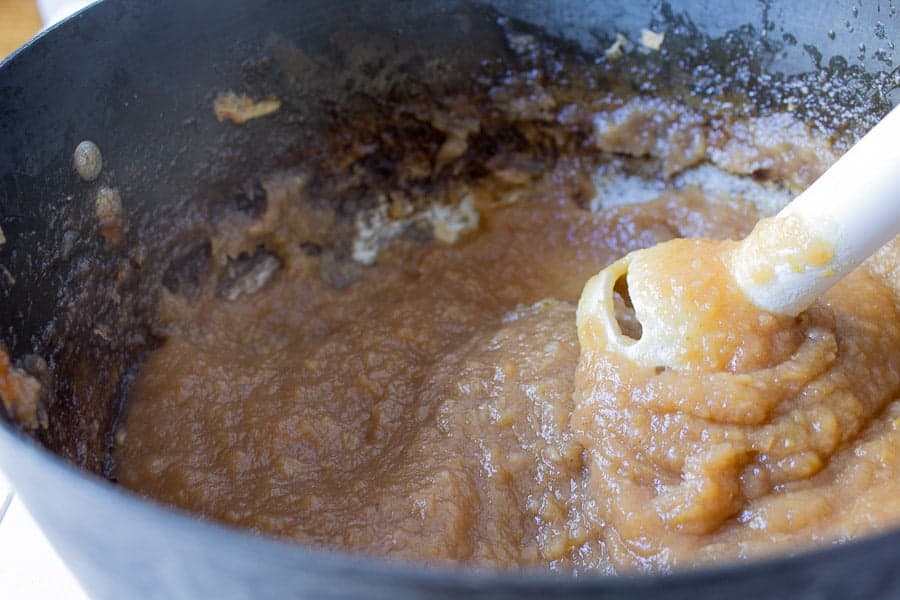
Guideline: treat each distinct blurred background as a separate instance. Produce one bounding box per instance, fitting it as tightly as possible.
[1,0,93,58]
[0,0,41,58]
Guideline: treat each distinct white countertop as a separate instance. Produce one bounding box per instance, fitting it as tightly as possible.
[0,471,88,599]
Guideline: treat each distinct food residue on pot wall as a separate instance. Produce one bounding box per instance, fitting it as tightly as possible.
[213,91,282,124]
[0,349,43,431]
[95,186,124,245]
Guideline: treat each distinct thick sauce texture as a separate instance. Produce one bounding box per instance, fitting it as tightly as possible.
[116,102,900,573]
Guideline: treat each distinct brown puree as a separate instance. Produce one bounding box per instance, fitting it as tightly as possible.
[115,100,900,573]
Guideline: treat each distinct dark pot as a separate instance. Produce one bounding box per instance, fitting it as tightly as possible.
[1,1,899,598]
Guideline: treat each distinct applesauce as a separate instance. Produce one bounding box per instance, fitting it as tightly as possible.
[114,90,900,573]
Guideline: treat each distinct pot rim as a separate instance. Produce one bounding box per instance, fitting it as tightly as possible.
[2,418,898,592]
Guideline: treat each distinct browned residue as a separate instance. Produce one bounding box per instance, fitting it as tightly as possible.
[0,348,42,431]
[213,91,282,124]
[95,186,124,245]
